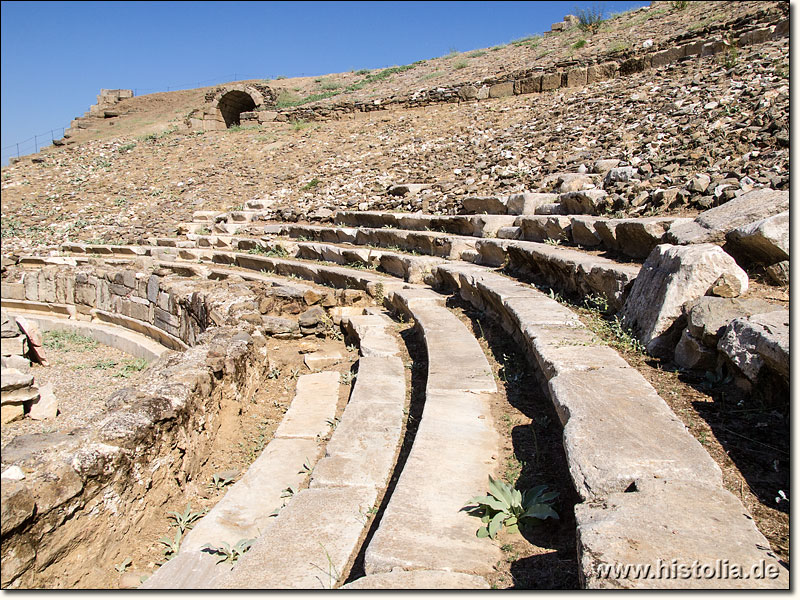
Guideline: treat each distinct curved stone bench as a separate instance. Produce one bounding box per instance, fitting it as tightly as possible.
[353,287,500,582]
[210,311,407,588]
[430,262,788,588]
[141,370,342,589]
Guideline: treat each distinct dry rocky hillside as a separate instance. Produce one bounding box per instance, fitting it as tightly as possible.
[0,0,790,591]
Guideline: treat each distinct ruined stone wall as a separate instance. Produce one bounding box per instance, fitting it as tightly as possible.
[1,262,271,588]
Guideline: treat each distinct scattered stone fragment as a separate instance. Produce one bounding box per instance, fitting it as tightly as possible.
[725,211,789,266]
[717,310,789,383]
[29,383,58,421]
[303,350,345,370]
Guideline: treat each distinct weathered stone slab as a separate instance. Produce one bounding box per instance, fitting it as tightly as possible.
[342,570,490,589]
[718,310,789,382]
[217,486,378,588]
[341,315,401,357]
[303,350,345,370]
[1,336,26,356]
[549,367,722,500]
[673,330,717,370]
[665,188,789,245]
[273,371,340,439]
[725,211,789,266]
[620,244,748,357]
[614,217,693,258]
[364,390,501,576]
[559,189,608,215]
[180,437,321,552]
[576,479,788,589]
[139,548,233,589]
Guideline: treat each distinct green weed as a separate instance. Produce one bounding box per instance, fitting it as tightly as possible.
[203,539,255,565]
[464,476,559,539]
[43,330,98,351]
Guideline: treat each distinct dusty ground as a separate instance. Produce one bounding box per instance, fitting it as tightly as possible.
[2,330,149,446]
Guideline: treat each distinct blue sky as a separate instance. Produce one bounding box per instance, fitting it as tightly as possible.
[1,0,648,164]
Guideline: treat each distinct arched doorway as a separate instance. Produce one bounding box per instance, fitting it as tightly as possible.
[217,90,257,127]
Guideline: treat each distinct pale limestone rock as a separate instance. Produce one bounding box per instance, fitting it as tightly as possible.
[620,244,748,357]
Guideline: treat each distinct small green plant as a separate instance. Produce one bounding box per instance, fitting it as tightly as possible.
[291,120,313,132]
[511,34,541,47]
[671,0,689,9]
[211,471,236,490]
[572,39,587,49]
[373,282,385,304]
[354,68,371,75]
[93,358,118,370]
[203,538,255,564]
[115,358,148,378]
[720,43,739,69]
[301,178,321,191]
[43,330,98,351]
[340,371,355,385]
[168,503,207,533]
[276,75,287,79]
[453,60,469,70]
[464,476,559,539]
[701,365,733,389]
[468,50,487,58]
[157,530,182,561]
[268,365,282,379]
[325,416,340,430]
[114,557,132,573]
[118,142,136,153]
[281,486,295,500]
[299,457,313,474]
[575,5,605,33]
[318,80,341,90]
[543,237,563,246]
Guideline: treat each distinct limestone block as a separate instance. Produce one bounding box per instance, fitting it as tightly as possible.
[514,76,542,95]
[1,283,25,301]
[614,217,692,258]
[576,479,788,589]
[29,383,58,420]
[216,486,378,589]
[650,46,683,67]
[620,244,748,357]
[461,195,507,214]
[1,402,25,424]
[1,355,31,373]
[718,310,789,382]
[766,261,789,286]
[540,71,562,91]
[273,371,340,439]
[559,189,609,214]
[1,310,18,337]
[518,216,572,243]
[565,67,588,87]
[303,350,345,370]
[507,192,559,215]
[725,211,789,266]
[1,368,33,391]
[665,189,789,245]
[1,336,26,357]
[570,216,603,246]
[673,329,717,370]
[457,85,478,101]
[549,368,722,500]
[488,82,515,98]
[587,62,618,83]
[685,297,776,348]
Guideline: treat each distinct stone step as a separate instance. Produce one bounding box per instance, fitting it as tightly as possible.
[275,225,640,311]
[212,312,407,588]
[142,371,341,588]
[333,210,518,238]
[343,570,490,589]
[191,210,224,222]
[430,262,787,588]
[363,287,501,577]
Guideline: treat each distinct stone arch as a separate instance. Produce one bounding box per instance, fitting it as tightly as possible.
[217,90,257,127]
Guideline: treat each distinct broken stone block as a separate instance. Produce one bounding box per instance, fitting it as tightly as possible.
[461,196,507,215]
[29,383,58,421]
[559,189,608,214]
[303,350,345,371]
[718,310,789,383]
[1,310,18,338]
[685,296,777,348]
[261,316,300,339]
[506,192,559,215]
[298,306,328,335]
[1,402,26,424]
[665,188,789,245]
[725,211,789,266]
[620,244,748,357]
[765,261,789,286]
[1,355,31,373]
[673,329,718,370]
[557,173,596,193]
